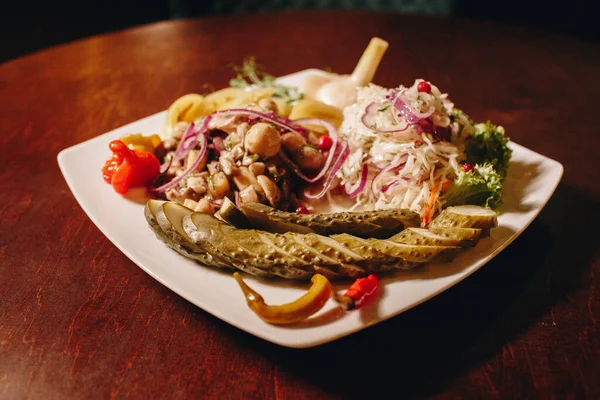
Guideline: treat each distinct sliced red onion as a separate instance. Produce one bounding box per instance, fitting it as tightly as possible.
[211,108,306,137]
[361,102,409,133]
[159,154,172,174]
[415,119,451,142]
[154,132,208,193]
[173,122,195,161]
[392,91,435,125]
[371,154,408,198]
[303,141,350,200]
[212,136,225,154]
[171,107,305,169]
[278,117,339,183]
[209,199,223,209]
[234,191,241,207]
[382,180,402,193]
[346,164,368,198]
[173,117,213,162]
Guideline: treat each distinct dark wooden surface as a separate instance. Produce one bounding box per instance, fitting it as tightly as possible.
[1,10,599,399]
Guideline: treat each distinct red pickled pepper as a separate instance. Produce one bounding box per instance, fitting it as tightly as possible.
[335,274,379,310]
[102,140,160,194]
[102,152,125,184]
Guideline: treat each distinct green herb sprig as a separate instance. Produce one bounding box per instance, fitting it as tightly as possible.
[229,57,304,104]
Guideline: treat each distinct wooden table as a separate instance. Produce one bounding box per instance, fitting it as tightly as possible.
[1,10,599,399]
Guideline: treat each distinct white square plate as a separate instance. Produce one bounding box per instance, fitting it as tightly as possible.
[58,69,563,348]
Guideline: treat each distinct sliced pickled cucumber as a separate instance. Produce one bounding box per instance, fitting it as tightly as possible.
[144,199,166,238]
[389,227,473,247]
[367,239,462,263]
[217,197,250,228]
[273,233,367,277]
[146,201,496,280]
[156,201,234,269]
[329,233,418,271]
[313,263,366,279]
[428,227,482,246]
[329,233,392,263]
[430,205,498,236]
[186,212,312,279]
[287,233,366,264]
[186,212,369,279]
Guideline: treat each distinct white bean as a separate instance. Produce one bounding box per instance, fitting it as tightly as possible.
[257,175,281,206]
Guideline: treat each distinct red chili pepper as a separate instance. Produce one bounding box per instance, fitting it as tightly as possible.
[335,274,379,310]
[102,140,160,194]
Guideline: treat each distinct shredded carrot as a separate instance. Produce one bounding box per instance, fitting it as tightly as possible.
[422,183,441,226]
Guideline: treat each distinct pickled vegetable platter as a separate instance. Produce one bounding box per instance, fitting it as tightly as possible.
[58,65,564,346]
[94,35,524,327]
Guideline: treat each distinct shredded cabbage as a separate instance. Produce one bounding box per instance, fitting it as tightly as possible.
[337,79,469,218]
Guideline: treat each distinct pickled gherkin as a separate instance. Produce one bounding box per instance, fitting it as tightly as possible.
[156,202,238,270]
[144,200,497,280]
[144,199,166,238]
[239,203,420,238]
[148,201,235,270]
[184,212,307,279]
[389,227,472,247]
[218,196,250,228]
[366,239,462,263]
[427,227,482,246]
[329,233,418,271]
[429,205,498,236]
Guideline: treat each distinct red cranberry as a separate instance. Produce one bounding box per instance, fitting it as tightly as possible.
[296,206,310,214]
[462,163,474,173]
[317,135,333,152]
[417,81,431,93]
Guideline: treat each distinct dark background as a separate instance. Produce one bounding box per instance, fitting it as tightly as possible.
[1,0,599,64]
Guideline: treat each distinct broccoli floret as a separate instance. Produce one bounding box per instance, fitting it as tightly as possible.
[443,163,503,209]
[465,121,512,179]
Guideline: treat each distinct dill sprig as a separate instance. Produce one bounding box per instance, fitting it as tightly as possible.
[229,57,304,104]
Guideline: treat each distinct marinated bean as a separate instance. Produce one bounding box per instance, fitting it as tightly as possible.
[183,199,198,210]
[195,198,215,214]
[186,149,208,172]
[233,166,263,194]
[187,176,207,195]
[257,175,281,206]
[209,172,230,198]
[219,155,238,176]
[249,162,266,177]
[239,185,259,204]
